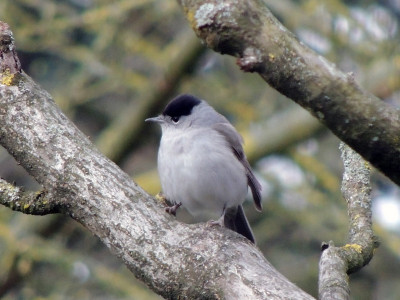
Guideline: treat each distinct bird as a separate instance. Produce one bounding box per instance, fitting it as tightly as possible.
[145,94,262,243]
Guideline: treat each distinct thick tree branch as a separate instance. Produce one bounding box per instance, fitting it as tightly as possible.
[0,22,313,299]
[177,0,400,186]
[318,143,378,300]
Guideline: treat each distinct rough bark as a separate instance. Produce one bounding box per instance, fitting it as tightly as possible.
[0,21,313,300]
[0,179,54,215]
[318,143,378,300]
[177,0,400,186]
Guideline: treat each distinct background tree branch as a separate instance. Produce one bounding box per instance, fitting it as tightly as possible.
[95,33,205,163]
[318,143,378,300]
[177,0,400,186]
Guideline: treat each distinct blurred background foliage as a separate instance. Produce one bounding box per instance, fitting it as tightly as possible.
[0,0,400,299]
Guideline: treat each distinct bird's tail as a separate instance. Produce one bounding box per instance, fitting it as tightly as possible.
[224,205,256,244]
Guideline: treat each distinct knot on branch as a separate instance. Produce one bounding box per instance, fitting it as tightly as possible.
[0,21,22,86]
[184,1,262,57]
[237,47,263,72]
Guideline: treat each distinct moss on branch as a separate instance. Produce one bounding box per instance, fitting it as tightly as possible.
[0,179,58,215]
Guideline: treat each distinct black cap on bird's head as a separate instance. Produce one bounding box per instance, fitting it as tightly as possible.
[162,94,201,118]
[145,94,202,124]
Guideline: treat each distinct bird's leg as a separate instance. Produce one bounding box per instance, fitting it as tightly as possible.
[208,206,237,229]
[165,202,182,216]
[155,192,181,216]
[208,214,224,227]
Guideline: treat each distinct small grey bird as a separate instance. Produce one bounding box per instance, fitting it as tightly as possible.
[146,94,262,243]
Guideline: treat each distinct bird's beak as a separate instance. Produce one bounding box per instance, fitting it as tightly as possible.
[145,115,164,123]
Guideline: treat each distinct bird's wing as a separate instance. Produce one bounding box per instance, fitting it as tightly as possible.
[212,122,262,211]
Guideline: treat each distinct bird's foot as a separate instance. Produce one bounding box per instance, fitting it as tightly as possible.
[165,202,182,216]
[156,193,181,216]
[207,215,224,227]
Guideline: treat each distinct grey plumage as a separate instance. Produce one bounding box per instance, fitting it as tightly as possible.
[212,122,263,212]
[146,94,262,243]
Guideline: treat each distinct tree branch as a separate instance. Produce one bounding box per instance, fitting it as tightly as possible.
[177,0,400,186]
[0,178,56,215]
[0,21,314,299]
[318,143,378,300]
[340,142,378,273]
[0,22,21,81]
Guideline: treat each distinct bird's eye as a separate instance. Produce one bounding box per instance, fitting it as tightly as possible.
[171,116,180,123]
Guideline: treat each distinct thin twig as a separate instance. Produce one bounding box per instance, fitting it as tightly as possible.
[0,178,57,215]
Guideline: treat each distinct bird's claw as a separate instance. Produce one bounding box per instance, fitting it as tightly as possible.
[207,215,224,227]
[165,202,182,216]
